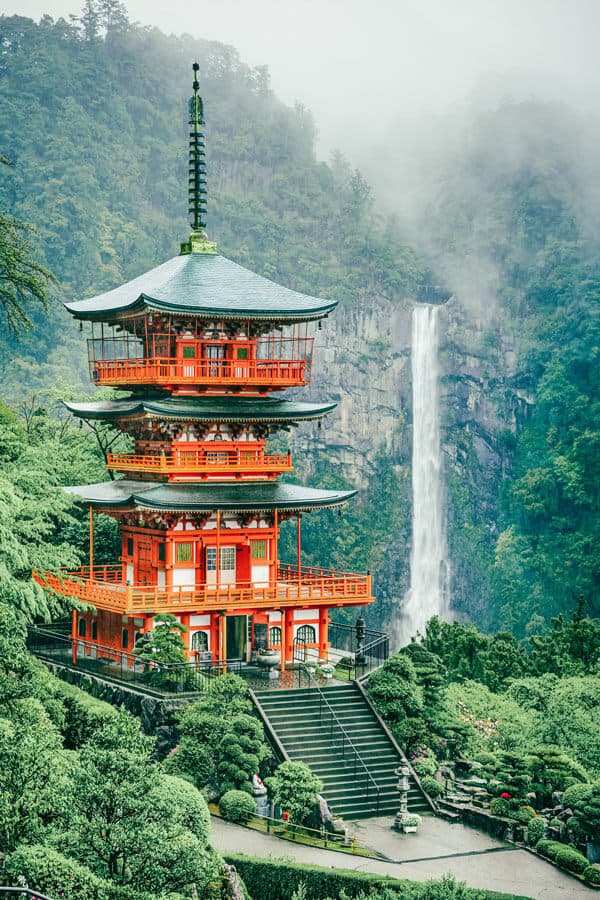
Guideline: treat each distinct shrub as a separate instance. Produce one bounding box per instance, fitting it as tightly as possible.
[490,798,511,818]
[52,680,118,749]
[554,847,588,874]
[5,845,104,900]
[220,789,256,824]
[536,839,564,861]
[226,853,532,899]
[508,806,535,824]
[562,782,593,809]
[526,816,545,845]
[412,755,438,777]
[584,866,600,886]
[267,761,322,825]
[420,775,443,798]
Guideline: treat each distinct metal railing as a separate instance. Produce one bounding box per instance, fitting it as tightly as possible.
[327,621,389,678]
[33,564,373,616]
[26,626,247,697]
[292,641,381,815]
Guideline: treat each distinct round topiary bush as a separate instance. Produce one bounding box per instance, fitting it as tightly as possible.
[584,865,600,886]
[220,789,256,824]
[563,783,593,810]
[420,775,443,798]
[554,847,588,874]
[527,816,546,846]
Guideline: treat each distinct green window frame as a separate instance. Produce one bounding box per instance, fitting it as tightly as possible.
[251,540,268,560]
[176,543,193,563]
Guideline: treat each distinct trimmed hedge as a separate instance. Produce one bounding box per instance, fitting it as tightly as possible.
[51,679,119,748]
[553,847,588,874]
[584,865,600,886]
[536,839,564,860]
[225,853,532,900]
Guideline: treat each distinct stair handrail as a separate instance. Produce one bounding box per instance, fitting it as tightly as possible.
[292,642,381,814]
[248,687,290,763]
[354,678,438,815]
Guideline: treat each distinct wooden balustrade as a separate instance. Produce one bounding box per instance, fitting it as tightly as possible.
[33,564,372,615]
[106,449,292,477]
[90,356,311,389]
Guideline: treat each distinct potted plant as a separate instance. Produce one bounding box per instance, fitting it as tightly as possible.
[318,662,335,680]
[398,813,422,833]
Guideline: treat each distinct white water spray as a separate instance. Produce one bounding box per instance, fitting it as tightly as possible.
[397,304,450,646]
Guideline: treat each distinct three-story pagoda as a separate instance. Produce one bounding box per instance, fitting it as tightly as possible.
[36,65,374,666]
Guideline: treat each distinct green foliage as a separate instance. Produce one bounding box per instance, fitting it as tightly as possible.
[220,789,256,824]
[51,678,119,748]
[489,798,511,818]
[0,697,68,852]
[5,844,112,900]
[535,839,564,860]
[267,761,323,825]
[53,711,218,896]
[133,612,188,666]
[0,166,55,332]
[412,754,438,778]
[526,817,545,845]
[166,675,269,796]
[226,853,531,900]
[420,775,444,798]
[553,847,589,874]
[584,866,600,886]
[562,783,593,809]
[366,653,425,751]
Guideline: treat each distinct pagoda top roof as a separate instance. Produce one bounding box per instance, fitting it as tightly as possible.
[65,397,335,424]
[65,479,356,513]
[64,252,337,324]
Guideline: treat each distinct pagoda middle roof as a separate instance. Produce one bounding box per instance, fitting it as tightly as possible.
[65,480,356,513]
[64,397,336,424]
[64,253,337,323]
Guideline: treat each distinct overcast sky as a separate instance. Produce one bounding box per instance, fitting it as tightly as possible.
[4,0,599,158]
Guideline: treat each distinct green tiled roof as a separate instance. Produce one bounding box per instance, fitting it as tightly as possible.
[65,397,336,424]
[65,480,356,513]
[64,253,337,323]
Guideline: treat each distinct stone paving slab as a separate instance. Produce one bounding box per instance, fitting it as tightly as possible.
[211,816,595,899]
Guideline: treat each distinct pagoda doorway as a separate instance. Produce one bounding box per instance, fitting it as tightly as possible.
[206,546,236,585]
[226,614,248,661]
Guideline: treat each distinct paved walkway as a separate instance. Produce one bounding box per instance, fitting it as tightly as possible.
[211,815,595,899]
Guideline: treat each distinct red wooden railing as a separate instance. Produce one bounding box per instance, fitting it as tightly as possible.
[33,563,372,615]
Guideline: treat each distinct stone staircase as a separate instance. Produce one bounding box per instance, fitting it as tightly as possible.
[253,682,431,819]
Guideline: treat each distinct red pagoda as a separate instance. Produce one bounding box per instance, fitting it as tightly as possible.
[36,65,374,667]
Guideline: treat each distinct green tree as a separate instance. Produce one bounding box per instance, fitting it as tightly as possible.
[267,760,322,825]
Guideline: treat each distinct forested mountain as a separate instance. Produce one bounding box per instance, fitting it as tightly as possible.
[0,8,598,638]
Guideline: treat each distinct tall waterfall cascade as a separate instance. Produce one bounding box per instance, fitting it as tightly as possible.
[397,303,450,646]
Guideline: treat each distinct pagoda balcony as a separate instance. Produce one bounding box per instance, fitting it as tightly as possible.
[88,335,314,392]
[33,563,373,615]
[106,447,293,480]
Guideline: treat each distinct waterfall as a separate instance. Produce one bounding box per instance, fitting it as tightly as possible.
[396,304,450,646]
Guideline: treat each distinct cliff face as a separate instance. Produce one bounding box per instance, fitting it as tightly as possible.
[293,292,524,635]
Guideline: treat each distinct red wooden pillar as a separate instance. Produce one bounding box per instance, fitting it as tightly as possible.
[280,609,287,672]
[319,608,329,660]
[180,612,191,657]
[71,608,78,665]
[209,612,220,661]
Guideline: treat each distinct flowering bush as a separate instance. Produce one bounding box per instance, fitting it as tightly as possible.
[457,700,499,738]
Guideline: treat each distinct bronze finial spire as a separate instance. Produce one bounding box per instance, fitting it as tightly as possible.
[181,63,216,254]
[189,62,207,231]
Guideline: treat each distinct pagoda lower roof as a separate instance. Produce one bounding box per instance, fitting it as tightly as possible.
[65,480,356,513]
[64,397,335,424]
[64,253,337,323]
